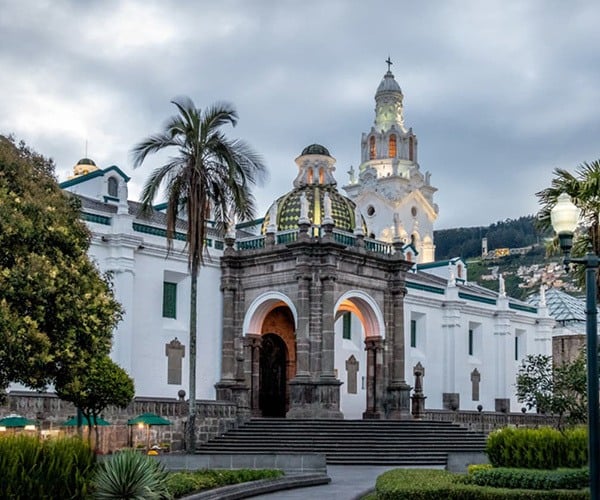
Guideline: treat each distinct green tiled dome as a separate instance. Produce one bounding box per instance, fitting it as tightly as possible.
[262,185,366,233]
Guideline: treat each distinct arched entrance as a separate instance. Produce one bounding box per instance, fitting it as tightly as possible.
[334,291,386,419]
[259,334,288,417]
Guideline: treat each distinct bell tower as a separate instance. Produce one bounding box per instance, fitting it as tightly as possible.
[343,59,438,263]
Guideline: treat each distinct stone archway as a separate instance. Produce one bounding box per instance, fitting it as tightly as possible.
[261,306,296,415]
[334,291,386,419]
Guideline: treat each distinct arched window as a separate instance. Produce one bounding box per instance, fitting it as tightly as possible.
[457,264,463,278]
[369,136,376,160]
[388,134,397,158]
[408,136,414,161]
[107,177,118,198]
[319,167,324,184]
[406,251,413,262]
[307,168,313,184]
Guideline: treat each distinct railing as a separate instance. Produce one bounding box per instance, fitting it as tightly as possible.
[277,230,298,245]
[236,236,265,250]
[364,237,394,255]
[234,227,396,257]
[424,409,558,434]
[332,229,356,246]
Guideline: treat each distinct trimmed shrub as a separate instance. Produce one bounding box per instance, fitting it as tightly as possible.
[93,449,171,499]
[486,427,587,469]
[466,467,588,490]
[375,469,589,499]
[467,463,493,475]
[166,469,284,498]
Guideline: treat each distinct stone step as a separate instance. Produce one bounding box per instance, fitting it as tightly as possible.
[197,419,487,466]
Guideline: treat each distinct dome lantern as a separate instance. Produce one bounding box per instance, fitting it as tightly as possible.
[262,145,367,234]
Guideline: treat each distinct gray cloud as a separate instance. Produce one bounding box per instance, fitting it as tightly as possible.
[1,0,599,229]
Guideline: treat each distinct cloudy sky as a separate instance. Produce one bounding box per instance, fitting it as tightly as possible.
[1,0,599,229]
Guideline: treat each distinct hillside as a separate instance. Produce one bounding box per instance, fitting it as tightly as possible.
[433,215,550,261]
[433,215,580,301]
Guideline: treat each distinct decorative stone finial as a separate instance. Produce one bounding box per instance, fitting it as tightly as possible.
[266,203,277,234]
[299,192,310,224]
[448,264,456,287]
[323,192,334,225]
[498,273,506,297]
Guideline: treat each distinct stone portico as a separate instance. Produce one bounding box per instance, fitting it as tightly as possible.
[216,145,414,419]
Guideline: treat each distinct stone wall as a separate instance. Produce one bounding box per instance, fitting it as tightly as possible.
[424,409,557,433]
[1,392,238,453]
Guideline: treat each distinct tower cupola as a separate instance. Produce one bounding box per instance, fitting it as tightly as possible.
[374,60,405,133]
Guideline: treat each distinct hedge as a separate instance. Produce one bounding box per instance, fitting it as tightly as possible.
[486,427,587,469]
[374,469,589,500]
[465,467,588,490]
[167,469,284,498]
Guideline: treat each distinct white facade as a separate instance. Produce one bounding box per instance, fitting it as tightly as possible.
[49,69,555,416]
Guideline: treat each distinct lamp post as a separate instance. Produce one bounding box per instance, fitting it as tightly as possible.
[551,192,599,499]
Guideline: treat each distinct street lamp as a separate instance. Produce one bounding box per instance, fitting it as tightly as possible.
[551,192,599,499]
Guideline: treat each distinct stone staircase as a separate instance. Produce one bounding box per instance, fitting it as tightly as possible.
[196,418,487,466]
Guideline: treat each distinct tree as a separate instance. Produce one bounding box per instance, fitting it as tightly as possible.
[536,160,600,297]
[0,136,123,400]
[131,97,267,451]
[56,355,134,449]
[516,354,587,429]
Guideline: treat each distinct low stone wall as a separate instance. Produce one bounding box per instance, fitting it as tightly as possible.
[424,409,558,433]
[1,392,239,453]
[157,453,328,475]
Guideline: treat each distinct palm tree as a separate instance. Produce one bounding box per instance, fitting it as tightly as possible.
[131,97,266,451]
[536,159,600,297]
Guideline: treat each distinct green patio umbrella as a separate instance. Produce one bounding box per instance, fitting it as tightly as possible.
[0,415,37,428]
[63,415,111,426]
[127,413,171,451]
[127,413,171,426]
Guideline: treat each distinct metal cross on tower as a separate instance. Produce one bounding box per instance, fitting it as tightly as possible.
[385,56,393,71]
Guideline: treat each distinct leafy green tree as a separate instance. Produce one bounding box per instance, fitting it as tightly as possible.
[0,136,122,400]
[131,97,267,451]
[516,354,587,429]
[56,355,134,448]
[536,160,600,297]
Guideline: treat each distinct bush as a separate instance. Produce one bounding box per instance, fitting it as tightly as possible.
[93,449,171,499]
[0,435,95,499]
[374,469,589,499]
[166,469,284,498]
[466,467,588,490]
[486,427,587,469]
[467,463,493,475]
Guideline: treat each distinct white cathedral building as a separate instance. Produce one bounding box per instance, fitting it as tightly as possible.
[57,68,554,419]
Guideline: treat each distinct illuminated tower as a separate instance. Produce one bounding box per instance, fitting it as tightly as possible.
[343,60,438,263]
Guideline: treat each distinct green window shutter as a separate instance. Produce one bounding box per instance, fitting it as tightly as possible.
[468,329,474,356]
[163,282,177,319]
[343,313,352,340]
[410,320,417,348]
[514,336,519,361]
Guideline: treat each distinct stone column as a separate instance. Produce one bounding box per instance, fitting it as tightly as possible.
[111,266,135,373]
[243,334,262,416]
[219,276,237,382]
[363,336,384,419]
[385,273,411,419]
[441,298,462,410]
[494,305,513,412]
[320,259,337,378]
[294,260,311,377]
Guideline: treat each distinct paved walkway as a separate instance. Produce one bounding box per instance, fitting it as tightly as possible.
[248,465,397,500]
